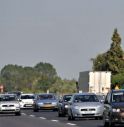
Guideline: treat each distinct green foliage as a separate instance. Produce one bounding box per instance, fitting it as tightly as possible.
[93,28,124,86]
[0,62,76,94]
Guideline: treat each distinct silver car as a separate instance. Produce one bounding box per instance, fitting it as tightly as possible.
[68,93,104,120]
[0,94,21,115]
[33,93,58,112]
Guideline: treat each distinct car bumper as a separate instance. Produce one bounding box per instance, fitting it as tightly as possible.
[111,112,124,124]
[0,107,20,113]
[38,105,58,110]
[20,104,33,108]
[72,109,103,118]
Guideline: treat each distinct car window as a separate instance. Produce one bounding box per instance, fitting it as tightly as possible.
[73,95,99,103]
[0,95,17,101]
[63,95,72,102]
[112,92,124,102]
[21,95,34,99]
[38,94,56,100]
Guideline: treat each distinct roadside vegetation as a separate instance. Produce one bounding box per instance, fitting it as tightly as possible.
[0,28,124,92]
[92,29,124,89]
[0,62,77,94]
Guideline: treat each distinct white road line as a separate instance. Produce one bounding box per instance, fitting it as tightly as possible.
[40,117,47,120]
[21,113,26,115]
[67,123,77,126]
[51,120,59,122]
[30,115,35,117]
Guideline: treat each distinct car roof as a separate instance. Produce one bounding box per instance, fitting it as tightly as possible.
[21,93,34,96]
[73,92,96,96]
[111,89,124,92]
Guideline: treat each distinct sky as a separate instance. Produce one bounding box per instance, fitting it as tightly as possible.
[0,0,124,80]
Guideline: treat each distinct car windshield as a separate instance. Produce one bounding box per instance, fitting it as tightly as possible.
[112,92,124,103]
[21,95,34,99]
[0,95,17,101]
[38,94,56,100]
[63,95,72,102]
[73,95,99,103]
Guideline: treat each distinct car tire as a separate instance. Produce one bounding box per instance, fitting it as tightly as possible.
[58,111,62,117]
[109,120,114,127]
[33,108,39,112]
[15,111,21,116]
[103,115,109,127]
[68,110,75,121]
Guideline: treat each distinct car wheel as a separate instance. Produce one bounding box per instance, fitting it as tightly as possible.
[33,108,39,112]
[68,110,75,121]
[109,120,114,127]
[103,115,109,127]
[15,111,21,116]
[58,111,62,117]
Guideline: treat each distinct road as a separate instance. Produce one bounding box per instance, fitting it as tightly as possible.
[0,109,104,127]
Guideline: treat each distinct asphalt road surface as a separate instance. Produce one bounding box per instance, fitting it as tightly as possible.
[0,109,105,127]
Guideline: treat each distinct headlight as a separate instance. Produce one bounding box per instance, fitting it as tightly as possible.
[65,105,68,108]
[112,108,120,112]
[38,102,43,105]
[52,102,57,105]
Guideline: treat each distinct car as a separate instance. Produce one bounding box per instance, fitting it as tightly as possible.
[67,92,104,120]
[103,89,124,127]
[19,93,35,108]
[58,94,72,117]
[0,94,21,116]
[33,93,58,112]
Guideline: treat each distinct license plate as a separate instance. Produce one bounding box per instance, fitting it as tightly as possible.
[43,104,52,107]
[25,104,32,107]
[83,111,93,114]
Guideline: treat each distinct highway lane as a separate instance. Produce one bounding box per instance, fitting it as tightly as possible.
[21,109,104,127]
[0,113,79,127]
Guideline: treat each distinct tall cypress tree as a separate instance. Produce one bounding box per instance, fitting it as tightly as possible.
[93,28,124,74]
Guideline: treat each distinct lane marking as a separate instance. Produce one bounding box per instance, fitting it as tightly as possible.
[21,113,26,115]
[67,123,77,126]
[51,120,59,122]
[40,117,47,120]
[30,115,35,117]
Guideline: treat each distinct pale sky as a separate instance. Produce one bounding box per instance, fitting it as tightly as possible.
[0,0,124,80]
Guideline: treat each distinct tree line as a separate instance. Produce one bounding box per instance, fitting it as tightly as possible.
[0,62,77,94]
[1,28,124,93]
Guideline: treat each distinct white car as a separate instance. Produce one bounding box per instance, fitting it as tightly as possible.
[0,94,21,115]
[19,94,35,108]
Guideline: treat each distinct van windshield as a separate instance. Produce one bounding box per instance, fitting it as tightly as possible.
[112,92,124,103]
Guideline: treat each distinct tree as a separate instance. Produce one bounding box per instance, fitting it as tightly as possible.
[92,28,124,87]
[93,28,124,74]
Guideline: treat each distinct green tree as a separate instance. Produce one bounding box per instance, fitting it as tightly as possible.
[93,29,124,74]
[92,28,124,87]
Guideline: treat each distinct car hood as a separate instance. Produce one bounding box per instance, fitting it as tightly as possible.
[111,102,124,108]
[73,102,102,107]
[0,101,19,105]
[36,99,57,103]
